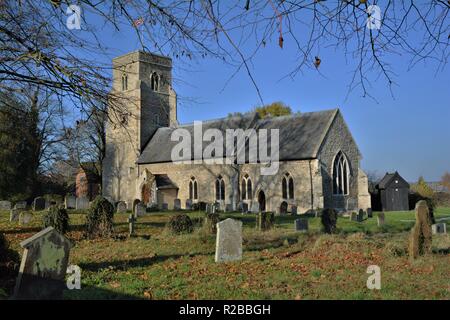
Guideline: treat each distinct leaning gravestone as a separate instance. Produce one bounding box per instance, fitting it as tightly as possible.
[75,197,89,210]
[215,218,242,263]
[14,201,27,210]
[185,199,192,210]
[13,227,72,299]
[32,197,46,211]
[10,209,19,222]
[116,201,127,213]
[295,218,308,232]
[431,223,447,234]
[135,203,146,217]
[173,199,181,210]
[377,212,385,227]
[19,212,33,225]
[0,200,12,210]
[64,195,76,209]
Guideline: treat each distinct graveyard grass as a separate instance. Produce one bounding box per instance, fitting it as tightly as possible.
[1,208,449,300]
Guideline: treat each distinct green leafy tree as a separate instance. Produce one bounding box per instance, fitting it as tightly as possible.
[411,176,434,199]
[255,102,292,118]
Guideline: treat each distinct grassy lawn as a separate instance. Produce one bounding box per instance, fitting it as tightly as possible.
[1,208,449,300]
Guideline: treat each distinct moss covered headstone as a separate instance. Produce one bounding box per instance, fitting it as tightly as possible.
[409,200,432,259]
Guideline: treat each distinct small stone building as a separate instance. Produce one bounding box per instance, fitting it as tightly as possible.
[374,172,410,211]
[102,51,371,213]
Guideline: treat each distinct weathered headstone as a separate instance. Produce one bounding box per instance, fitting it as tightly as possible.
[206,203,215,214]
[367,208,373,218]
[64,195,76,209]
[19,212,33,225]
[250,202,260,213]
[215,218,242,263]
[239,202,248,214]
[135,203,146,217]
[116,201,127,213]
[0,200,12,210]
[409,200,432,259]
[10,209,19,222]
[357,209,365,222]
[256,212,274,231]
[32,197,46,211]
[295,218,308,232]
[161,203,168,211]
[13,227,72,299]
[173,199,181,210]
[14,201,27,210]
[377,212,385,227]
[128,214,136,237]
[75,197,89,210]
[431,223,447,234]
[349,212,358,221]
[185,199,192,210]
[291,205,298,215]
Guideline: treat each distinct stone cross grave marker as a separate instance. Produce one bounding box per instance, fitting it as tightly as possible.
[215,218,243,263]
[0,200,11,210]
[32,197,46,211]
[431,223,447,234]
[295,218,308,232]
[19,212,33,225]
[116,201,127,213]
[10,208,19,222]
[128,214,136,237]
[75,197,89,210]
[377,212,385,227]
[13,227,72,299]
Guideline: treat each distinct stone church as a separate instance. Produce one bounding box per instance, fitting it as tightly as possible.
[102,51,371,214]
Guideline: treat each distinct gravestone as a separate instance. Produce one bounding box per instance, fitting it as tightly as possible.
[377,212,385,227]
[240,202,248,214]
[132,199,141,213]
[135,203,146,217]
[367,208,373,218]
[280,202,288,215]
[10,209,19,222]
[161,203,168,211]
[291,205,298,215]
[14,201,27,210]
[0,200,11,210]
[250,202,260,213]
[116,201,127,213]
[225,204,233,212]
[357,209,365,222]
[32,197,46,211]
[128,214,136,237]
[19,212,33,225]
[75,197,89,210]
[174,199,181,210]
[431,223,447,234]
[295,218,308,232]
[64,195,76,209]
[13,227,72,299]
[349,212,358,221]
[185,199,192,210]
[215,218,242,263]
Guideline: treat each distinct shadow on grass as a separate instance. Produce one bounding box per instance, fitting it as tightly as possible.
[2,227,43,234]
[63,285,146,300]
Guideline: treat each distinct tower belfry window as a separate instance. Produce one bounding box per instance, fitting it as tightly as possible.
[151,72,159,91]
[121,72,128,91]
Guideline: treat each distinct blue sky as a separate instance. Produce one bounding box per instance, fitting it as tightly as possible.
[77,3,449,182]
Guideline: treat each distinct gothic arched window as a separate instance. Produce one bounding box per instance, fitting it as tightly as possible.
[333,151,350,195]
[216,175,225,201]
[189,177,198,200]
[121,73,128,91]
[151,72,159,91]
[282,173,294,199]
[241,174,252,200]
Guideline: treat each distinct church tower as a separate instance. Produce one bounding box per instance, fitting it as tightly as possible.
[102,51,177,205]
